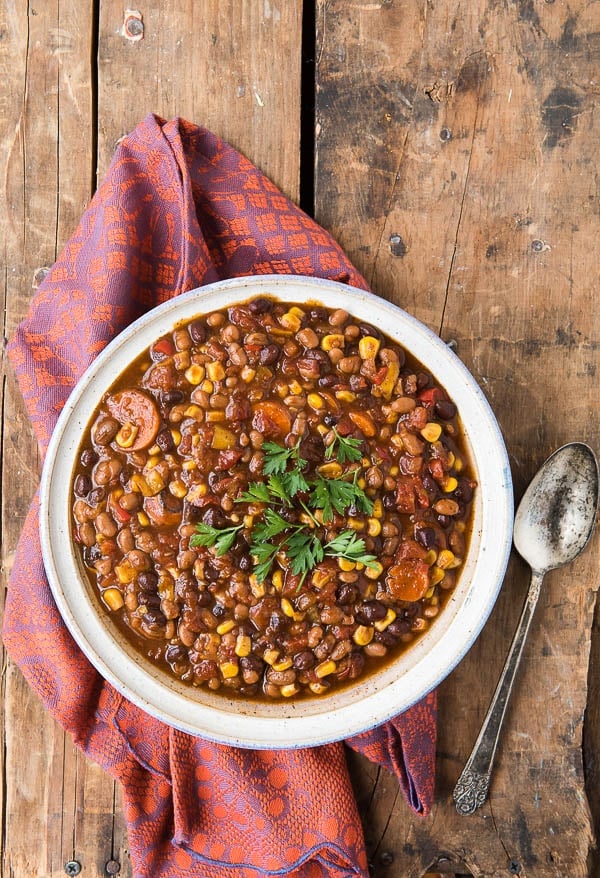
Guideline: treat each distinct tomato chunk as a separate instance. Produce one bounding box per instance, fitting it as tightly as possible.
[251,400,291,438]
[386,559,431,601]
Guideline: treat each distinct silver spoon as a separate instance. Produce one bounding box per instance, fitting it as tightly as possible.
[453,441,599,815]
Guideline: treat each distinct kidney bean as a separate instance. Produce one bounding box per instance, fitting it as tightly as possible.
[80,448,98,467]
[95,512,117,538]
[73,474,92,497]
[92,416,120,445]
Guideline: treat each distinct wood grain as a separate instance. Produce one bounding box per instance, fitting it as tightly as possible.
[1,2,303,876]
[316,1,598,875]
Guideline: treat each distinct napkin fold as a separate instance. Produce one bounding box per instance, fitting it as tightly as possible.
[6,114,436,878]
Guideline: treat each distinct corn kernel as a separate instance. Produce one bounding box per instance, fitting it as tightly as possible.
[168,480,188,499]
[367,517,381,537]
[335,390,356,403]
[421,422,443,443]
[288,379,303,395]
[454,456,464,472]
[187,483,208,503]
[271,569,283,591]
[146,454,161,470]
[115,561,136,584]
[220,661,239,678]
[145,470,165,495]
[273,657,293,671]
[372,499,383,519]
[185,364,205,385]
[443,476,458,493]
[249,574,266,598]
[357,477,366,489]
[235,635,252,657]
[280,683,300,698]
[321,333,345,351]
[102,587,124,611]
[374,609,397,632]
[148,444,161,456]
[243,514,255,529]
[347,517,365,531]
[424,549,438,566]
[389,465,399,477]
[338,557,356,572]
[281,598,296,618]
[307,393,325,410]
[216,619,236,635]
[437,549,455,569]
[170,428,182,446]
[315,659,337,678]
[353,625,374,646]
[182,460,197,472]
[201,379,214,394]
[316,424,329,436]
[358,336,381,359]
[448,555,463,569]
[241,366,256,383]
[425,587,435,599]
[263,648,280,665]
[206,361,226,381]
[211,425,236,449]
[312,568,334,589]
[430,566,446,586]
[205,410,225,422]
[299,512,316,528]
[446,451,456,467]
[365,561,383,580]
[115,422,139,448]
[137,511,150,527]
[279,311,302,332]
[289,305,305,319]
[317,461,343,479]
[309,682,329,695]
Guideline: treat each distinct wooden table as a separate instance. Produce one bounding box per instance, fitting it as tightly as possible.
[1,2,598,876]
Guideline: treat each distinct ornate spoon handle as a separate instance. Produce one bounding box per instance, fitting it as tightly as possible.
[453,569,545,815]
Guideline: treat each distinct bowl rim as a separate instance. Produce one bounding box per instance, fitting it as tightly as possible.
[40,274,513,748]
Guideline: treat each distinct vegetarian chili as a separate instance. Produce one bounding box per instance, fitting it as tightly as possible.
[71,297,476,700]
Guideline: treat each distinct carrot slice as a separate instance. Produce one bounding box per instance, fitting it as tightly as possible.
[385,559,431,601]
[106,389,160,451]
[251,400,291,438]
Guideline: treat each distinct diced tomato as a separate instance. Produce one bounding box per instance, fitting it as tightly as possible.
[394,539,428,561]
[386,559,431,601]
[151,337,175,360]
[418,387,444,407]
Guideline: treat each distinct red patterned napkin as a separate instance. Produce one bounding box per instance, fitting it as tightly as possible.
[6,115,436,877]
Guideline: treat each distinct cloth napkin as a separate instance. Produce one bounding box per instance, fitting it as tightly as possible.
[6,114,436,878]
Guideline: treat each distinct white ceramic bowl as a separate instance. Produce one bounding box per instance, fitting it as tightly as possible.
[40,275,513,748]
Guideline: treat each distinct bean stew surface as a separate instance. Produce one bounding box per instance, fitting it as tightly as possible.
[72,297,476,700]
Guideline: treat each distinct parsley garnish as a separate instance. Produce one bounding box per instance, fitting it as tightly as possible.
[190,523,243,555]
[325,427,364,464]
[193,438,378,585]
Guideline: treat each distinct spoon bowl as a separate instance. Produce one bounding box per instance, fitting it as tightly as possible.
[514,442,599,573]
[454,441,599,815]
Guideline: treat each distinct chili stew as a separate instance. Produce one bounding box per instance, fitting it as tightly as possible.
[71,297,476,700]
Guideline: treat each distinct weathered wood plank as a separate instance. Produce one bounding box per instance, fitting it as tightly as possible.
[316,1,598,876]
[97,0,303,200]
[2,2,304,877]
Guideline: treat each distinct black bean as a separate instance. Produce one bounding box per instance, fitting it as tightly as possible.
[79,448,98,468]
[355,601,387,624]
[416,372,431,391]
[247,298,273,314]
[189,320,206,344]
[437,514,451,528]
[240,655,264,672]
[386,620,411,639]
[143,609,166,626]
[166,644,187,663]
[358,323,382,341]
[435,399,457,420]
[202,507,226,529]
[238,554,253,572]
[454,478,474,502]
[156,428,175,452]
[87,487,106,506]
[196,590,214,607]
[204,561,220,582]
[162,389,185,406]
[323,413,338,427]
[336,583,359,605]
[83,544,102,565]
[143,592,162,609]
[383,493,396,510]
[415,525,436,549]
[318,374,337,388]
[73,474,92,497]
[138,571,159,591]
[259,343,281,365]
[212,603,227,618]
[293,650,316,670]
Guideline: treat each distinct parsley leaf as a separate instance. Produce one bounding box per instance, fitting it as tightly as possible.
[324,531,378,568]
[252,508,290,542]
[325,427,364,464]
[237,482,271,504]
[262,441,307,476]
[250,541,281,582]
[285,531,324,579]
[309,473,374,522]
[190,523,243,556]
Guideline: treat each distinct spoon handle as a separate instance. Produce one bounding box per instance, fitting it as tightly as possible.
[453,569,545,815]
